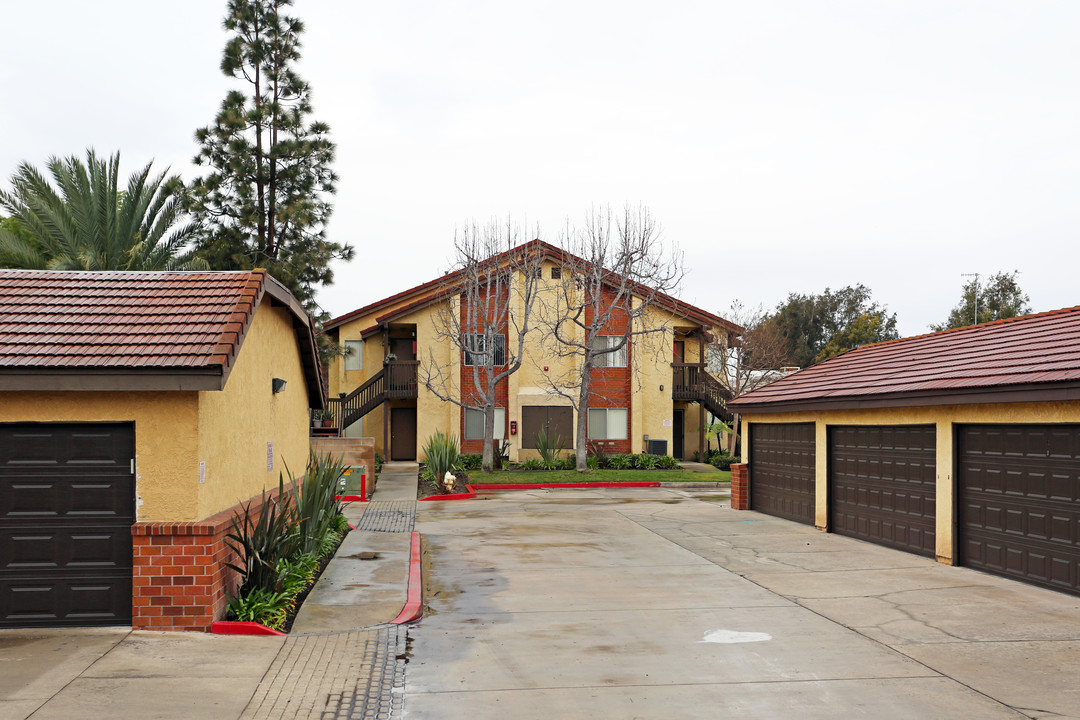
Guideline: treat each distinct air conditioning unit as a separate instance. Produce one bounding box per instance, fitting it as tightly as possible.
[647,439,667,456]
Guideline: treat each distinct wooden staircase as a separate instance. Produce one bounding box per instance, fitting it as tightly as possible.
[671,363,733,421]
[315,361,419,436]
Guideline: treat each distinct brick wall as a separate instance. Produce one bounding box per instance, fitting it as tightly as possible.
[459,288,510,455]
[730,462,748,510]
[585,287,632,454]
[130,491,275,632]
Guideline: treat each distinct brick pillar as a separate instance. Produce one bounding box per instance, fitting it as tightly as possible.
[730,462,749,510]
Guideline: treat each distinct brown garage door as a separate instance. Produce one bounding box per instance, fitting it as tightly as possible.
[749,423,816,524]
[0,423,135,627]
[828,425,936,557]
[958,424,1080,595]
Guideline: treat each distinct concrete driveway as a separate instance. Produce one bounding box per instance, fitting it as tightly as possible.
[408,487,1080,719]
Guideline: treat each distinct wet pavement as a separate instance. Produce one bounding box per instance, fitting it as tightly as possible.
[406,485,1080,719]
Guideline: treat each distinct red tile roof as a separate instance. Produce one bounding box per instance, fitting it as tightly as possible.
[729,306,1080,412]
[0,269,326,405]
[327,239,742,338]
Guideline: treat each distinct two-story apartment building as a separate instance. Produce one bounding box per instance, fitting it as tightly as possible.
[321,240,741,463]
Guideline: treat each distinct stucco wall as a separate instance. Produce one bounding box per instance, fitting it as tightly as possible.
[196,302,312,521]
[741,399,1080,561]
[0,392,199,522]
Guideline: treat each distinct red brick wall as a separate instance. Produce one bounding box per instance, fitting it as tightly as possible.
[730,462,748,510]
[130,491,275,632]
[585,287,632,454]
[460,288,510,455]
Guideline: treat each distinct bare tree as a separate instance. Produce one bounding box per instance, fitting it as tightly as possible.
[709,301,790,455]
[421,220,543,473]
[535,206,684,472]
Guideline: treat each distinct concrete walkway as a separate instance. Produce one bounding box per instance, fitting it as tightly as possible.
[407,485,1080,719]
[1,467,420,720]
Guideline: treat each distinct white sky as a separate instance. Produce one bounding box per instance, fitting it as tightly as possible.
[3,1,1078,337]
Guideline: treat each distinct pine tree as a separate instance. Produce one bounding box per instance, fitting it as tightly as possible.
[187,0,353,307]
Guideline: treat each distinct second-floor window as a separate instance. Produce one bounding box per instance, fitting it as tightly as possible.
[590,335,627,367]
[463,333,506,366]
[344,340,363,371]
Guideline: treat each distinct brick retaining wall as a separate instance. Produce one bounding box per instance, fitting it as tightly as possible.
[730,462,748,510]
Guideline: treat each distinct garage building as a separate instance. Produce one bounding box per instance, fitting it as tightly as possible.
[729,307,1080,596]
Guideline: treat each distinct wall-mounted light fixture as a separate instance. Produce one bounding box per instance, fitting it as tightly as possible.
[272,377,287,394]
[659,384,664,391]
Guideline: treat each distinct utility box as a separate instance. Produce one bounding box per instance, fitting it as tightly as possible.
[647,439,668,456]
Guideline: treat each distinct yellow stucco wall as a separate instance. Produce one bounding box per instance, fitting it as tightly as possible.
[741,400,1080,561]
[195,302,312,520]
[0,392,200,522]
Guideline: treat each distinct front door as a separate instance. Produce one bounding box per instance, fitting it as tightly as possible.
[390,408,417,461]
[390,336,416,361]
[672,410,685,459]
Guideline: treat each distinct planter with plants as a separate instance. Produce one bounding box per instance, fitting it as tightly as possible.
[217,453,351,633]
[418,430,470,497]
[313,409,336,428]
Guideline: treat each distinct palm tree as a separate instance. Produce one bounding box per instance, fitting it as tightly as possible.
[0,149,206,271]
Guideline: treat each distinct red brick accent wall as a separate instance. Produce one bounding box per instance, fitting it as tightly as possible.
[459,288,510,455]
[585,287,632,454]
[131,491,275,632]
[730,462,748,510]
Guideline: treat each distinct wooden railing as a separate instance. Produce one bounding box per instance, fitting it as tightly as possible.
[315,360,420,436]
[671,362,733,421]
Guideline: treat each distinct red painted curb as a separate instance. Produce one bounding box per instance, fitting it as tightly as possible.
[391,532,423,624]
[336,495,365,502]
[211,620,286,636]
[419,485,476,501]
[470,482,661,490]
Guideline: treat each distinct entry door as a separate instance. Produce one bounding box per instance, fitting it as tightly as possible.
[0,423,135,627]
[673,411,685,459]
[390,408,417,461]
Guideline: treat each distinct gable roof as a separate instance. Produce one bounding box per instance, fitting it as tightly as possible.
[0,269,326,406]
[326,239,742,339]
[729,306,1080,413]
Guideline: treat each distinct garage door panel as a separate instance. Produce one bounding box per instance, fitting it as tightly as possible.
[959,424,1080,595]
[1,423,134,627]
[749,423,815,525]
[828,425,936,557]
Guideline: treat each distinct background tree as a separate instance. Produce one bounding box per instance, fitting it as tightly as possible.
[186,0,352,308]
[536,206,683,472]
[930,270,1031,331]
[421,222,543,473]
[710,301,791,455]
[0,150,202,271]
[765,285,899,366]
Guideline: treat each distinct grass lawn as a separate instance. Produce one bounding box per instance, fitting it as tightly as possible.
[466,468,731,484]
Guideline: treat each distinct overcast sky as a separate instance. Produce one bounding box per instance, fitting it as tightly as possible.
[3,1,1078,337]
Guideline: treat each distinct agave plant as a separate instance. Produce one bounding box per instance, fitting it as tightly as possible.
[282,453,346,557]
[422,431,460,484]
[534,427,564,469]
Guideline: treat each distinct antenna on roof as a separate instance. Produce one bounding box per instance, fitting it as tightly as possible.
[961,272,979,326]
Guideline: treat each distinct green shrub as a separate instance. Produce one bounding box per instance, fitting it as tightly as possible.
[655,455,681,470]
[634,453,659,470]
[277,553,319,598]
[459,454,483,470]
[535,426,564,466]
[608,454,631,470]
[374,452,383,473]
[586,455,600,470]
[588,441,610,468]
[710,453,737,471]
[521,458,541,470]
[422,430,460,481]
[226,587,289,630]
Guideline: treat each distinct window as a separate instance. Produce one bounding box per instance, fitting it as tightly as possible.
[521,406,573,449]
[590,335,627,367]
[588,408,628,440]
[344,340,363,371]
[463,334,506,366]
[550,266,561,279]
[532,267,543,278]
[464,408,506,440]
